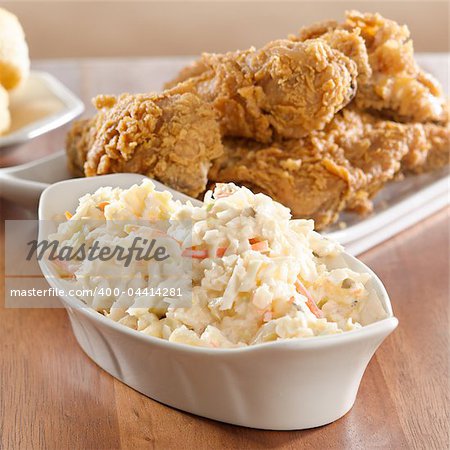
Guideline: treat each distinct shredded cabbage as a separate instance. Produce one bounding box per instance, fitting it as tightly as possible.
[49,181,387,348]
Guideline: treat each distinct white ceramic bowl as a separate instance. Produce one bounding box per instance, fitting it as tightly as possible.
[38,174,398,430]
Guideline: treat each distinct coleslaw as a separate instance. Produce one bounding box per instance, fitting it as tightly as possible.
[49,180,387,348]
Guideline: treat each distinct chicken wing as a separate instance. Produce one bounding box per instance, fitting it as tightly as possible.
[209,109,418,228]
[165,39,358,142]
[66,92,223,198]
[293,10,447,124]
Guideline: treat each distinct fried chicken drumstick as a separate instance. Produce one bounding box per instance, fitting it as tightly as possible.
[67,92,223,197]
[165,39,358,141]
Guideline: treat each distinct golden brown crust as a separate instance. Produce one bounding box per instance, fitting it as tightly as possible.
[406,122,450,173]
[210,109,417,229]
[166,39,358,142]
[293,27,372,86]
[66,92,223,198]
[209,141,349,229]
[66,118,98,177]
[294,10,447,124]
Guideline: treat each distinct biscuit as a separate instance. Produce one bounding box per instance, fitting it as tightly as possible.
[0,7,30,90]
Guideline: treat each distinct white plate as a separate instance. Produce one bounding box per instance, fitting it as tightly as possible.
[36,174,398,430]
[0,150,448,254]
[0,71,84,148]
[326,167,449,253]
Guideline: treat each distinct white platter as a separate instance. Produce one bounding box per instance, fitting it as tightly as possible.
[0,71,84,148]
[0,150,448,255]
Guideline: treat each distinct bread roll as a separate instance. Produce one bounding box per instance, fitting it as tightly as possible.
[0,7,30,90]
[0,84,11,135]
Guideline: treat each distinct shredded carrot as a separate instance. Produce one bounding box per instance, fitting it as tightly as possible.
[215,191,231,199]
[182,239,269,259]
[96,201,110,212]
[250,240,269,253]
[182,248,208,259]
[64,211,73,220]
[216,247,227,258]
[183,247,228,259]
[295,278,324,319]
[52,259,75,280]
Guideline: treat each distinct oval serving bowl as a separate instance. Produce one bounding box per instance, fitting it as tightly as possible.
[37,174,398,430]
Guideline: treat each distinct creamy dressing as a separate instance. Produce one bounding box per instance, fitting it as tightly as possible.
[50,181,387,348]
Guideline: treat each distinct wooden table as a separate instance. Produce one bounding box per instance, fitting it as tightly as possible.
[1,60,449,450]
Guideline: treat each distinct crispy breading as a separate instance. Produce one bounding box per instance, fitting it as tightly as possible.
[209,109,422,228]
[66,118,98,177]
[294,10,447,124]
[404,122,450,173]
[67,92,223,198]
[209,140,350,229]
[166,39,358,142]
[421,123,450,172]
[293,27,372,85]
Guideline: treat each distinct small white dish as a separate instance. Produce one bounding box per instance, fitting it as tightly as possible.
[37,174,398,430]
[0,71,84,148]
[0,151,70,208]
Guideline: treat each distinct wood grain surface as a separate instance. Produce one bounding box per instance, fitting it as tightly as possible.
[0,60,449,450]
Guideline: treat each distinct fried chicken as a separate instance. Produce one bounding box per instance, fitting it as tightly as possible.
[66,92,223,198]
[66,117,98,176]
[419,122,450,173]
[402,120,450,173]
[209,139,349,228]
[209,109,423,228]
[66,12,449,232]
[165,39,358,142]
[292,26,372,87]
[293,10,447,124]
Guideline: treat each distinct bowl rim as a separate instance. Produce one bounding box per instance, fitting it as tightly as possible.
[37,174,399,355]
